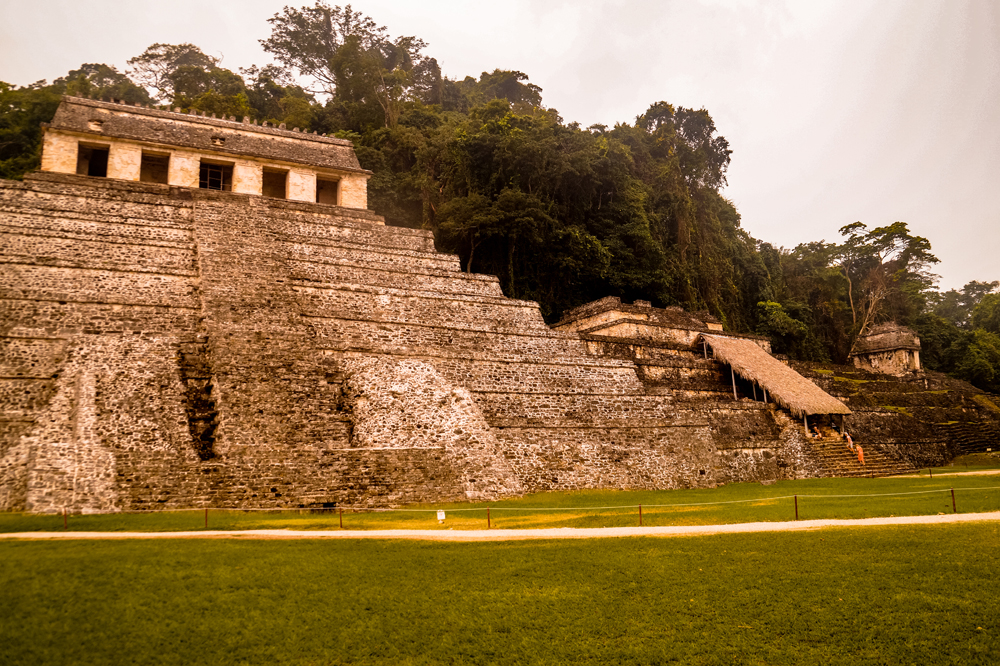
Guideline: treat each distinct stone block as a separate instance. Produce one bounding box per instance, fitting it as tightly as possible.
[40,132,78,174]
[107,142,141,181]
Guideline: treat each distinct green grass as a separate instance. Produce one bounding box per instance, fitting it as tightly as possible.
[3,474,1000,533]
[833,375,870,384]
[2,524,998,665]
[973,394,1000,414]
[913,453,1000,478]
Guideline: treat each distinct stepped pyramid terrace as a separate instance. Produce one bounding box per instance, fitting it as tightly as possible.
[1,96,998,513]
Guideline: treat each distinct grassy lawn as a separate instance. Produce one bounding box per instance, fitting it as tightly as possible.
[2,474,999,533]
[1,524,998,665]
[914,452,1000,477]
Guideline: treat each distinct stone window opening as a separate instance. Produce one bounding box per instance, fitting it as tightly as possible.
[316,176,339,205]
[76,143,109,178]
[139,152,170,184]
[262,167,289,199]
[198,160,233,191]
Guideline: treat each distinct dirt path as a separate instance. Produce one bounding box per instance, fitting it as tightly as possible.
[2,511,998,542]
[894,469,1000,478]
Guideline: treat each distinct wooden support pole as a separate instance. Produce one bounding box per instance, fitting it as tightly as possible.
[804,414,809,437]
[763,387,767,403]
[753,383,758,401]
[731,367,737,400]
[703,341,707,359]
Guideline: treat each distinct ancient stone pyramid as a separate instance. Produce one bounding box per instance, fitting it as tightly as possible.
[0,165,731,511]
[4,97,994,514]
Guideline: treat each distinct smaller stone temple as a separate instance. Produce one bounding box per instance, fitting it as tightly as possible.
[552,296,747,352]
[850,323,922,376]
[553,297,851,431]
[40,96,372,208]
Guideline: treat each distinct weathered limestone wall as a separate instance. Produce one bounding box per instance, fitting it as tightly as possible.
[106,142,141,181]
[187,194,350,506]
[852,349,920,377]
[287,169,316,202]
[794,362,999,468]
[21,336,204,513]
[231,160,262,195]
[709,406,822,483]
[339,174,368,209]
[0,175,208,511]
[40,132,78,174]
[168,152,200,189]
[341,357,521,500]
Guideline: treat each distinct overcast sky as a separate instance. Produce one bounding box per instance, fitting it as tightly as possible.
[2,0,997,291]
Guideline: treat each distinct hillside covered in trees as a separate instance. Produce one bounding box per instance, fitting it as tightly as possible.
[1,2,997,391]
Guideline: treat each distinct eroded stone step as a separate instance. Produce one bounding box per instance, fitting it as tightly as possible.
[0,299,200,338]
[298,286,551,334]
[288,259,504,298]
[265,212,435,253]
[279,238,460,273]
[0,233,196,274]
[0,264,199,307]
[0,210,195,242]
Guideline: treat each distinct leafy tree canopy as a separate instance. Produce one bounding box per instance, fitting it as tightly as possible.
[0,2,995,390]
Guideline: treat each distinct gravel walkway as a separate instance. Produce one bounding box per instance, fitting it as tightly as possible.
[894,469,1000,478]
[2,511,998,542]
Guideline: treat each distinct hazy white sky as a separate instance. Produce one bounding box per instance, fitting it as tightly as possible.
[2,0,997,291]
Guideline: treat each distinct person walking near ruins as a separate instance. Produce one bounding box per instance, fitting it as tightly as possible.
[856,443,865,465]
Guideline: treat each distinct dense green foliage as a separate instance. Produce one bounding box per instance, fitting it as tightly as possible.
[0,1,996,389]
[2,524,999,664]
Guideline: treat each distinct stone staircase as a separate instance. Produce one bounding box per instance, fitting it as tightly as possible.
[176,338,219,461]
[806,427,915,477]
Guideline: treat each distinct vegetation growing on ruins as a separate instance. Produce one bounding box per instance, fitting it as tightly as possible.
[1,1,997,389]
[2,524,998,664]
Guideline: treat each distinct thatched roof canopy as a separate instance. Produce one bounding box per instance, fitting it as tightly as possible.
[702,334,851,418]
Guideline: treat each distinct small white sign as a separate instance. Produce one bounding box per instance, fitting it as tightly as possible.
[437,510,446,523]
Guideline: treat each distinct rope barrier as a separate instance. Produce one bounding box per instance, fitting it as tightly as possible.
[51,485,1000,517]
